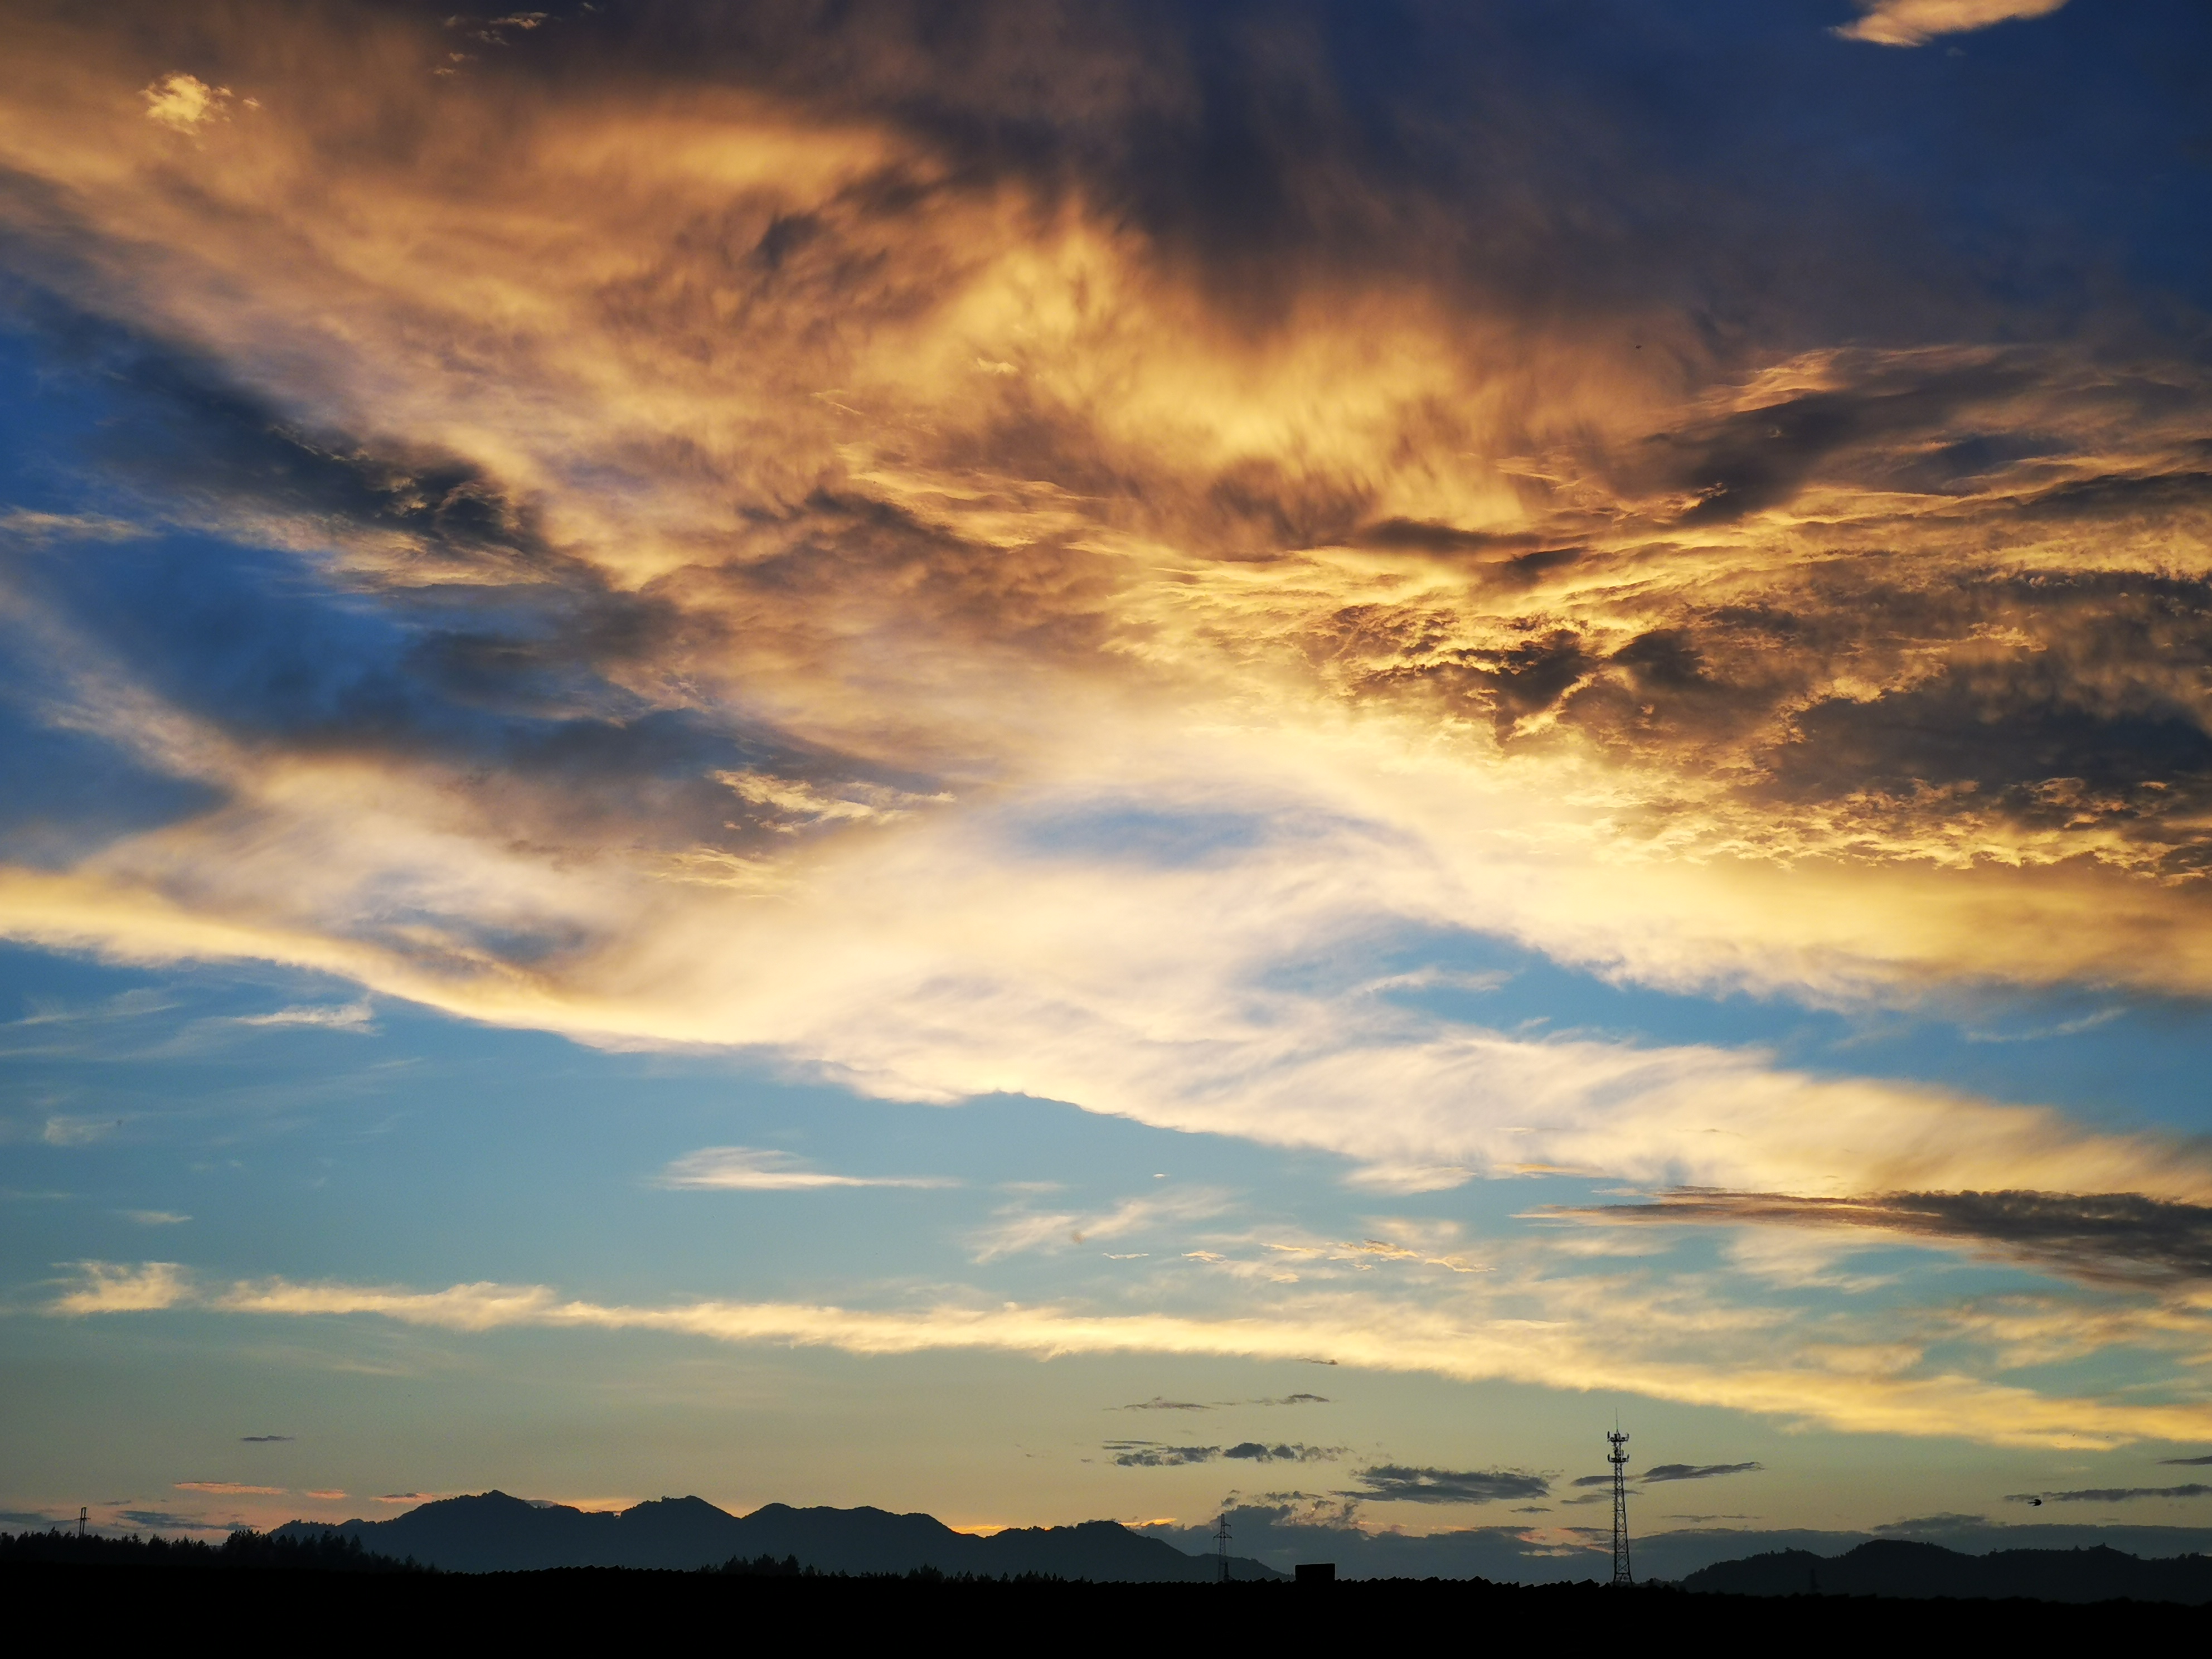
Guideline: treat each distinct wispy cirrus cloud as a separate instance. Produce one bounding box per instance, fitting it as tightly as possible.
[1350,1466,1550,1505]
[228,1001,375,1033]
[1834,1,2069,48]
[971,1189,1233,1262]
[1108,1440,1339,1467]
[1541,1190,2212,1288]
[118,1510,227,1531]
[1107,1442,1220,1468]
[1114,1393,1330,1411]
[57,1260,2212,1451]
[49,1260,188,1313]
[174,1482,284,1495]
[1642,1462,1764,1484]
[1566,1460,1763,1489]
[40,1116,117,1147]
[656,1147,952,1192]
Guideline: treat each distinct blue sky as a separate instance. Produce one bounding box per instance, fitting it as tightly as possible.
[4,0,2212,1570]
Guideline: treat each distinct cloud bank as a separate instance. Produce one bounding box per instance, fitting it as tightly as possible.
[0,5,2206,1201]
[51,1259,2212,1451]
[1,0,2210,1455]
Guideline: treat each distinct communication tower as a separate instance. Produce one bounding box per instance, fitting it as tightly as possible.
[1214,1511,1232,1583]
[1607,1425,1633,1585]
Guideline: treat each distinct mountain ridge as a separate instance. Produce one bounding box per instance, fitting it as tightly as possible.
[1683,1537,2212,1604]
[273,1491,1283,1580]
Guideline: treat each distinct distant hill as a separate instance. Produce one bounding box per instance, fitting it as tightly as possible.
[273,1492,1282,1580]
[1,1527,415,1572]
[1683,1539,2212,1604]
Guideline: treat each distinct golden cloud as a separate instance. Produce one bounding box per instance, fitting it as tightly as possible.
[51,1258,2212,1452]
[0,6,2208,1230]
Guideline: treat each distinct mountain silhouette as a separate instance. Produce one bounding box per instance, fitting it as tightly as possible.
[1684,1538,2212,1604]
[273,1492,1281,1580]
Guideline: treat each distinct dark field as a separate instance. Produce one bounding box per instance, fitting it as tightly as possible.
[9,1563,2202,1644]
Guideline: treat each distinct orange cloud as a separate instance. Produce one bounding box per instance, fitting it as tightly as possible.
[1835,1,2070,48]
[174,1482,286,1495]
[42,1260,2212,1452]
[1,6,2210,1381]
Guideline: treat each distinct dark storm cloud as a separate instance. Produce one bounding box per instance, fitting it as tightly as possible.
[2008,1485,2212,1503]
[1348,1464,1549,1504]
[1547,1189,2212,1287]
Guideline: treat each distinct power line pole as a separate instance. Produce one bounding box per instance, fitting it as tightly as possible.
[78,1506,87,1538]
[1607,1425,1633,1586]
[1214,1511,1231,1583]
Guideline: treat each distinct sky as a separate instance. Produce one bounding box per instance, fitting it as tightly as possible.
[4,0,2212,1574]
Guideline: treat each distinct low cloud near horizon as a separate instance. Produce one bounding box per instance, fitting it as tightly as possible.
[1350,1466,1551,1505]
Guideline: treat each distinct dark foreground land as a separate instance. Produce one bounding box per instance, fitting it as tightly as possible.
[8,1527,2206,1643]
[6,1560,2204,1645]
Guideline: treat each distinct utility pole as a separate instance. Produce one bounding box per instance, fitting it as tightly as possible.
[1214,1511,1231,1583]
[78,1506,87,1538]
[1607,1425,1633,1586]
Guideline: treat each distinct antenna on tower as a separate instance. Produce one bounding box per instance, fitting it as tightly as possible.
[1214,1511,1232,1583]
[1606,1420,1633,1586]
